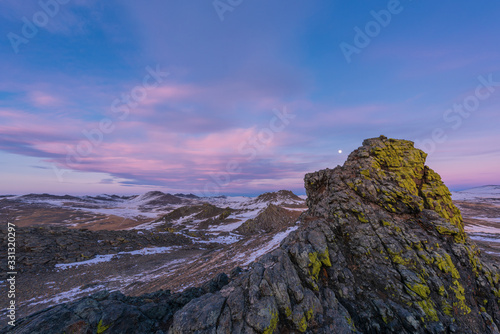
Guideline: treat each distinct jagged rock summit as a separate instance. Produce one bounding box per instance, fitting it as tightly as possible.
[7,136,500,333]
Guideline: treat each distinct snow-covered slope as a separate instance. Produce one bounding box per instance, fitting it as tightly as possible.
[451,185,500,201]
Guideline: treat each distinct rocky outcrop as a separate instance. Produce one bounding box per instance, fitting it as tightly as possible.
[236,204,300,235]
[254,190,304,203]
[159,203,230,223]
[7,136,500,333]
[134,191,185,208]
[170,136,500,333]
[0,226,191,273]
[5,273,231,334]
[156,203,233,232]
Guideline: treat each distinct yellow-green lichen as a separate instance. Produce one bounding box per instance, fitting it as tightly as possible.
[306,249,331,288]
[406,282,430,299]
[483,269,500,287]
[405,276,440,322]
[434,225,466,244]
[297,308,314,333]
[298,315,307,332]
[384,203,397,213]
[360,169,370,178]
[450,280,471,315]
[420,169,465,232]
[416,299,439,322]
[318,248,332,267]
[381,220,402,233]
[357,212,369,223]
[308,252,322,280]
[434,253,460,279]
[464,245,482,277]
[417,251,434,265]
[97,319,111,334]
[387,249,412,266]
[305,308,314,321]
[263,311,279,334]
[413,242,424,251]
[438,285,447,297]
[344,315,357,332]
[441,300,453,316]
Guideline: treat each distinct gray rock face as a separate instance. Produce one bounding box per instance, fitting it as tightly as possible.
[6,136,500,333]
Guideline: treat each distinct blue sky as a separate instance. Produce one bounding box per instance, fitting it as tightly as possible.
[1,0,499,196]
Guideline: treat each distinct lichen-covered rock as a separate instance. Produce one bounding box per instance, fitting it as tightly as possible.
[165,136,499,333]
[6,136,500,333]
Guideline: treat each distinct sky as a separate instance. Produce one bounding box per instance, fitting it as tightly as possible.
[1,0,499,196]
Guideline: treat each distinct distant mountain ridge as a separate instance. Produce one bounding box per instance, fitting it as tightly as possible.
[0,189,306,229]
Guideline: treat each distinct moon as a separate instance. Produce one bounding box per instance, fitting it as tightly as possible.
[338,149,343,154]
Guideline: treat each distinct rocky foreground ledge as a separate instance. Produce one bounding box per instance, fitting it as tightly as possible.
[5,136,500,333]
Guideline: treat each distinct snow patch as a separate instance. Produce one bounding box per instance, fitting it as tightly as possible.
[465,225,500,234]
[241,225,299,266]
[208,220,245,232]
[468,233,500,244]
[470,216,500,223]
[188,233,242,245]
[55,254,116,270]
[55,246,179,270]
[21,284,108,307]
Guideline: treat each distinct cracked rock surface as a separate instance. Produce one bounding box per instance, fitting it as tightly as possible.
[6,136,500,333]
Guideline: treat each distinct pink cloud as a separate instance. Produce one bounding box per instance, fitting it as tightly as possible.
[29,91,66,108]
[133,78,298,119]
[0,111,295,191]
[184,128,258,154]
[141,84,200,106]
[0,109,79,138]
